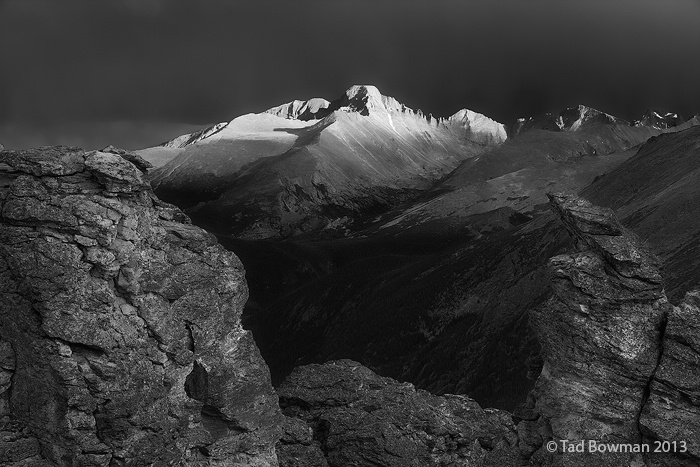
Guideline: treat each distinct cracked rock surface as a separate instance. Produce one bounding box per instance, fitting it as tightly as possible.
[277,359,520,467]
[0,146,282,466]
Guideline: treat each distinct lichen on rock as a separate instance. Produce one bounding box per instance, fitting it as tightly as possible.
[0,146,282,466]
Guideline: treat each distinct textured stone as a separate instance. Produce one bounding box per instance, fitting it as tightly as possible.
[101,145,153,173]
[0,146,85,176]
[640,290,700,465]
[84,150,150,193]
[277,360,520,467]
[518,193,698,466]
[0,146,282,466]
[275,416,328,467]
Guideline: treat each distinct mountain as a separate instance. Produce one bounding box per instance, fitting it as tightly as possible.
[180,97,664,411]
[138,85,505,238]
[133,85,700,429]
[509,104,627,136]
[4,112,700,465]
[446,108,507,145]
[634,109,686,129]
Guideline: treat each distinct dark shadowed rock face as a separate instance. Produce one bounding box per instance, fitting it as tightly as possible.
[0,146,281,465]
[276,360,520,467]
[518,193,700,467]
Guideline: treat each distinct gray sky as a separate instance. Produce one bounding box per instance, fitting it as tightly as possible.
[1,0,699,150]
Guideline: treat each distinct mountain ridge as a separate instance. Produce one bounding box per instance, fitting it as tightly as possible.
[138,85,505,238]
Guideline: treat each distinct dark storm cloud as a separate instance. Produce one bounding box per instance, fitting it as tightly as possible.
[1,0,699,149]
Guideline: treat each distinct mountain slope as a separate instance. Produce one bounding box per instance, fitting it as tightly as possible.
[365,121,660,236]
[581,125,700,302]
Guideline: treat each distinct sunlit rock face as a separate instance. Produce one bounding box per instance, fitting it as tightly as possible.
[0,146,282,466]
[447,108,508,145]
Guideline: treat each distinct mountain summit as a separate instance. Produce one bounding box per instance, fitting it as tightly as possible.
[267,85,425,120]
[265,85,506,142]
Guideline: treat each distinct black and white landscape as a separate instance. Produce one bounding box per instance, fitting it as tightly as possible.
[2,1,700,466]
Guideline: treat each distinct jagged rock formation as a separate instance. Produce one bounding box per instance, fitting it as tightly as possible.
[517,193,700,466]
[101,145,153,172]
[0,146,281,465]
[277,360,520,467]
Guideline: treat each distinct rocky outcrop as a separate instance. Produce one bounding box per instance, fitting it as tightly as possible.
[640,290,700,465]
[517,193,700,466]
[0,146,282,465]
[101,145,153,173]
[277,360,520,467]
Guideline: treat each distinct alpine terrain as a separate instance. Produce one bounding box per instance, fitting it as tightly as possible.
[2,84,699,466]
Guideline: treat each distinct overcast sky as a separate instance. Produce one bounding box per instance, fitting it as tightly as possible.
[1,0,699,150]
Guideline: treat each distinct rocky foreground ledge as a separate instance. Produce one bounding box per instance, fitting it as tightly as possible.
[1,146,698,466]
[0,146,281,465]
